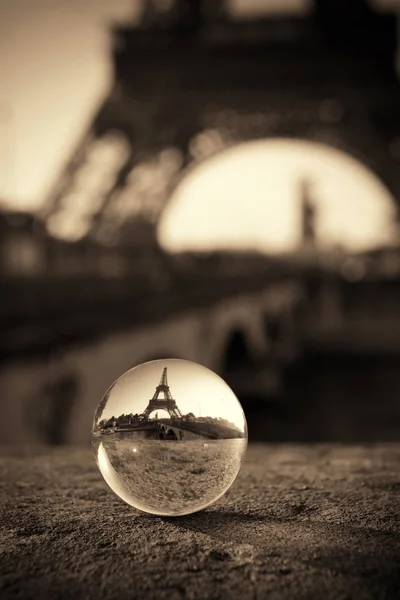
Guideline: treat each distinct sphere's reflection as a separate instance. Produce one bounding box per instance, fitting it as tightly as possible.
[92,359,248,516]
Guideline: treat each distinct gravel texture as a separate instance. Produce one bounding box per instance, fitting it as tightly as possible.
[0,444,399,600]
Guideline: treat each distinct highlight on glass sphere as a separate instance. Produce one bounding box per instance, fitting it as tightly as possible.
[92,358,248,517]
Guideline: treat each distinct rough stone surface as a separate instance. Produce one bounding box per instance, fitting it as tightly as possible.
[0,444,399,600]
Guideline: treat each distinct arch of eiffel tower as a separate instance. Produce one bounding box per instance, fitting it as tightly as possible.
[143,367,183,420]
[45,0,400,246]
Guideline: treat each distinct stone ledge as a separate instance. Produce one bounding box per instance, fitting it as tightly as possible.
[0,444,399,600]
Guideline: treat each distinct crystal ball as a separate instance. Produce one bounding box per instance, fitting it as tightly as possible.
[92,358,248,516]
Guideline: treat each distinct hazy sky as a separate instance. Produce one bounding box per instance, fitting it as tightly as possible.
[0,0,398,211]
[158,139,398,254]
[0,0,140,210]
[98,359,247,430]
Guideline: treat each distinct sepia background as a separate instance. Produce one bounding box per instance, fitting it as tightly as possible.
[1,0,400,446]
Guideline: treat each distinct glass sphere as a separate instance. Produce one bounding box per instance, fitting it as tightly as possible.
[92,358,248,516]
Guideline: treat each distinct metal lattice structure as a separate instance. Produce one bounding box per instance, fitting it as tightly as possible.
[143,367,182,419]
[44,0,400,247]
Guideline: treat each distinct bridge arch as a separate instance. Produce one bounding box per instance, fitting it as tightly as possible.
[198,296,269,372]
[221,328,251,374]
[157,424,179,440]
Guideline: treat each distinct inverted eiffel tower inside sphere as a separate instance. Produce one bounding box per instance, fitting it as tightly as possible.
[143,368,182,420]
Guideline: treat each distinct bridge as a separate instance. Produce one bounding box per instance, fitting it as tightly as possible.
[110,421,224,441]
[4,261,400,446]
[157,421,220,441]
[156,417,246,441]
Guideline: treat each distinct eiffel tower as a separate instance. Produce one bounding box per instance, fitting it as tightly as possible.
[44,0,400,247]
[143,367,183,420]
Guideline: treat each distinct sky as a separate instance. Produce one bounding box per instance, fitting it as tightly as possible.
[98,358,247,430]
[0,0,141,210]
